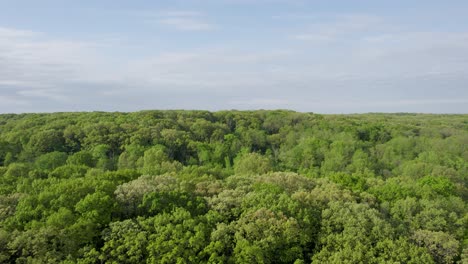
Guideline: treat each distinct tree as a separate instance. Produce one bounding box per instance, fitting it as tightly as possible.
[92,144,115,170]
[27,130,65,154]
[118,144,145,170]
[35,151,68,171]
[99,220,148,264]
[278,137,326,174]
[49,165,88,179]
[142,208,210,264]
[233,208,309,263]
[417,175,455,198]
[139,190,207,217]
[312,202,395,263]
[141,145,170,175]
[321,133,357,173]
[114,174,178,218]
[75,191,115,226]
[67,151,96,167]
[234,152,271,175]
[0,111,466,263]
[411,230,459,264]
[7,227,67,263]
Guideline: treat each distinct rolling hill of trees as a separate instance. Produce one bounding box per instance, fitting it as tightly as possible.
[0,110,466,263]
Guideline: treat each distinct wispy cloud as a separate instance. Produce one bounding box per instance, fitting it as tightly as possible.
[16,89,69,102]
[0,95,29,108]
[152,11,218,31]
[0,27,38,38]
[0,9,467,114]
[291,14,384,42]
[293,34,332,42]
[158,18,216,31]
[0,26,115,112]
[228,98,291,108]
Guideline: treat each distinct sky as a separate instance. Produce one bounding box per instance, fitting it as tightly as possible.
[0,0,467,113]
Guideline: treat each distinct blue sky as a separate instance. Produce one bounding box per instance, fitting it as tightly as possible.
[0,0,467,113]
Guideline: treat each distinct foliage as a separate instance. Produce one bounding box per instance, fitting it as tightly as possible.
[0,110,466,263]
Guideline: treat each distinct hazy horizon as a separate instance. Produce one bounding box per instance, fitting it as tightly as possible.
[1,109,467,116]
[1,0,467,114]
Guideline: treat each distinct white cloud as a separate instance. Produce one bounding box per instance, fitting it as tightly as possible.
[0,13,467,114]
[228,98,291,108]
[0,95,28,107]
[287,14,468,84]
[293,33,332,42]
[376,99,468,106]
[0,80,49,88]
[291,14,384,43]
[118,50,296,92]
[151,11,217,31]
[158,11,202,17]
[158,18,215,31]
[17,89,69,102]
[0,27,102,80]
[0,27,114,112]
[0,27,38,38]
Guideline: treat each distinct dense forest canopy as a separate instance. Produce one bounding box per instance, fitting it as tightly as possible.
[0,110,466,263]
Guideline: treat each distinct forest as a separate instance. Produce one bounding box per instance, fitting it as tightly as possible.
[0,110,466,263]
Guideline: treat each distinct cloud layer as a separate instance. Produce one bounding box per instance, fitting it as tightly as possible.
[0,7,467,113]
